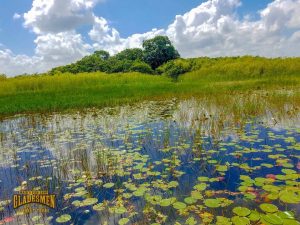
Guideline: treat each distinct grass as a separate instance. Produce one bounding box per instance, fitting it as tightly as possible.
[0,57,300,117]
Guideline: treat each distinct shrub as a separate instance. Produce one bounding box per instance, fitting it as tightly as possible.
[130,61,154,74]
[157,59,192,79]
[0,74,7,80]
[106,59,133,73]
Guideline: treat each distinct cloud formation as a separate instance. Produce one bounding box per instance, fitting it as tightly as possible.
[1,0,300,76]
[23,0,99,34]
[166,0,300,57]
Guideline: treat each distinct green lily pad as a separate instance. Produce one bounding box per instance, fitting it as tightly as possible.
[194,183,207,191]
[279,190,300,204]
[278,211,294,220]
[185,217,197,225]
[56,214,71,223]
[204,199,220,208]
[173,202,187,210]
[231,216,250,225]
[216,165,228,172]
[216,216,232,225]
[283,219,300,225]
[118,218,129,225]
[281,169,296,174]
[103,182,115,188]
[248,211,261,221]
[260,203,278,213]
[262,214,283,225]
[232,207,251,217]
[93,203,105,211]
[184,197,197,205]
[115,206,127,214]
[160,198,176,207]
[82,198,98,206]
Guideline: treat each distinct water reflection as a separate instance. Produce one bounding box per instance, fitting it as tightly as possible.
[0,99,299,225]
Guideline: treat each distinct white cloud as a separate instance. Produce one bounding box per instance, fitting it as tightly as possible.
[0,48,43,75]
[34,31,91,63]
[89,0,300,57]
[13,13,21,20]
[0,32,90,76]
[23,0,100,34]
[90,16,165,54]
[165,0,300,57]
[1,0,300,76]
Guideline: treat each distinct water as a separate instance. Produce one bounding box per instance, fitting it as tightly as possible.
[0,100,299,225]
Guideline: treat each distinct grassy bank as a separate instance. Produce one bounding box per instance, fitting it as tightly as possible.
[1,57,300,116]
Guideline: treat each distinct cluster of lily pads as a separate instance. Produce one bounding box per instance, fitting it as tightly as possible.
[0,100,299,225]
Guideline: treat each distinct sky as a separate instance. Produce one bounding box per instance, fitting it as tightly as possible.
[0,0,299,76]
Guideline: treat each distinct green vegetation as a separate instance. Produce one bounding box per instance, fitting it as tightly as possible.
[0,56,300,116]
[50,36,179,74]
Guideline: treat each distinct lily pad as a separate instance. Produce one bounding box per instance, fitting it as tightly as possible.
[232,207,251,217]
[279,190,300,204]
[204,199,220,208]
[173,202,187,210]
[82,198,98,206]
[184,197,197,205]
[262,214,283,225]
[103,183,115,188]
[56,214,71,223]
[259,203,278,213]
[231,216,250,225]
[118,218,129,225]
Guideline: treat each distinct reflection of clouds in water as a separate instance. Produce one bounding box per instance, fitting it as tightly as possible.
[0,99,299,223]
[0,99,299,159]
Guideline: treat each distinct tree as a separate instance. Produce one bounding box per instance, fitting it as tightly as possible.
[94,50,110,60]
[142,36,180,69]
[115,48,143,61]
[130,61,154,74]
[0,74,7,80]
[106,59,133,73]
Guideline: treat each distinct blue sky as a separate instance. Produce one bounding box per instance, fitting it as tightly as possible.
[1,0,299,76]
[0,0,272,56]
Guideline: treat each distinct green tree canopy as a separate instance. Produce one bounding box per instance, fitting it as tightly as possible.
[94,50,110,60]
[142,36,180,69]
[114,48,143,61]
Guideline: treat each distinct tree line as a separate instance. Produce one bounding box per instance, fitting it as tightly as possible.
[50,36,182,77]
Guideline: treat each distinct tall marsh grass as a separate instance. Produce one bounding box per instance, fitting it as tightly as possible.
[0,57,299,116]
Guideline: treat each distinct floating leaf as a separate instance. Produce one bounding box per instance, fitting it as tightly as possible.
[194,183,207,191]
[159,198,176,207]
[82,198,98,206]
[115,206,127,214]
[283,219,300,225]
[184,197,197,205]
[232,207,251,217]
[231,216,250,225]
[259,203,278,213]
[185,217,197,225]
[93,203,105,211]
[216,216,232,225]
[103,183,115,188]
[173,202,187,210]
[118,218,129,225]
[216,165,228,172]
[279,190,300,204]
[262,214,283,225]
[56,214,71,223]
[248,211,260,222]
[204,199,220,208]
